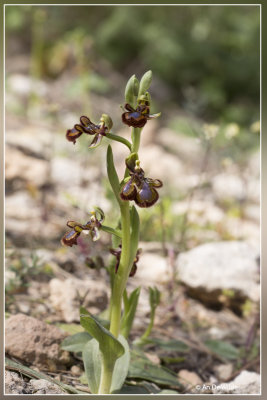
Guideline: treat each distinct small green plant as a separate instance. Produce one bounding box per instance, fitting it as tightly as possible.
[5,253,52,295]
[61,71,163,394]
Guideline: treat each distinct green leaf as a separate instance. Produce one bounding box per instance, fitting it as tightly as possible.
[113,385,149,394]
[161,356,186,364]
[121,287,141,339]
[204,340,240,360]
[122,289,130,312]
[125,74,139,108]
[81,335,130,394]
[157,389,180,394]
[82,338,101,394]
[138,70,152,98]
[107,145,122,206]
[146,337,189,352]
[149,286,160,311]
[5,357,85,394]
[128,351,181,389]
[113,381,160,394]
[110,335,130,393]
[61,332,92,353]
[80,307,124,362]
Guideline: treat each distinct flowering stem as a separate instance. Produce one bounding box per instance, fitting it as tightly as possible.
[109,127,142,340]
[106,133,132,150]
[138,309,155,343]
[109,201,131,338]
[131,127,141,154]
[109,126,143,339]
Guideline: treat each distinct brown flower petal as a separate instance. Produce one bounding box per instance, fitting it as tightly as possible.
[121,103,160,128]
[61,230,80,247]
[120,158,163,208]
[66,127,83,144]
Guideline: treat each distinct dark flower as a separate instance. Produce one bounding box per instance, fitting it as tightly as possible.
[110,245,141,277]
[61,208,105,247]
[66,114,113,148]
[122,99,160,128]
[120,154,163,208]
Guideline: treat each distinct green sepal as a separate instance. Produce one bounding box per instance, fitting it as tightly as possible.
[138,70,152,98]
[100,114,113,131]
[125,152,139,172]
[125,74,139,108]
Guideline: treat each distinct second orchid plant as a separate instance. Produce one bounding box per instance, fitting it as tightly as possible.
[61,71,162,394]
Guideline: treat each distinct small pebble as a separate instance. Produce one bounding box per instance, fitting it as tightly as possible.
[71,365,82,376]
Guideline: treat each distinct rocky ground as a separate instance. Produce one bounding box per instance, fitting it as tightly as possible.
[5,72,260,395]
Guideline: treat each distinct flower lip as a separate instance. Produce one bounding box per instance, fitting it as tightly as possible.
[120,157,163,208]
[121,102,160,128]
[66,126,84,144]
[61,230,80,247]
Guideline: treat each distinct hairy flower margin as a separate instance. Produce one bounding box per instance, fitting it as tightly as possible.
[61,208,105,247]
[122,97,160,128]
[120,153,163,208]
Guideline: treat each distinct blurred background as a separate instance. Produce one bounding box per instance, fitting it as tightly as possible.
[5,5,261,394]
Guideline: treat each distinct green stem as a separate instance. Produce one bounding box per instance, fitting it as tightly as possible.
[106,133,132,151]
[109,127,142,338]
[140,309,155,341]
[131,127,141,154]
[109,202,131,338]
[98,359,115,394]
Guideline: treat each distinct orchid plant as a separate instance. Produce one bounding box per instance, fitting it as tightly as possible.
[61,71,162,394]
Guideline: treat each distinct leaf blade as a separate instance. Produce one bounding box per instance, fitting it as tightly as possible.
[82,338,101,394]
[121,287,141,339]
[80,307,124,362]
[110,335,130,393]
[61,331,92,353]
[106,145,122,206]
